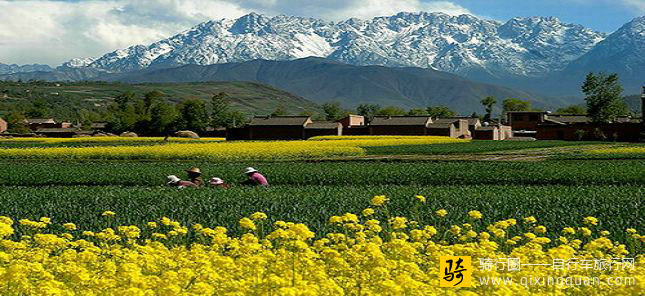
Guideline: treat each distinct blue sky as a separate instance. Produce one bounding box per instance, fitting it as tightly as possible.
[446,0,642,32]
[0,0,643,65]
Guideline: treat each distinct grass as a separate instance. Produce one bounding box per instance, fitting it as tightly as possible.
[363,140,614,155]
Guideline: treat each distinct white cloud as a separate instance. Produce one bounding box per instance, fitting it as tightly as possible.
[620,0,645,13]
[0,0,471,66]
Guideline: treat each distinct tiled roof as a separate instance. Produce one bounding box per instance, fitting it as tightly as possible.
[27,118,56,124]
[370,116,431,126]
[443,117,480,126]
[306,121,340,129]
[249,116,311,126]
[428,118,459,128]
[35,128,79,133]
[546,115,590,124]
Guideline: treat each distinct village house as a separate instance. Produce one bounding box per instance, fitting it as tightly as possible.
[338,114,365,128]
[443,117,482,137]
[305,121,343,138]
[369,116,433,135]
[24,118,73,131]
[431,118,470,138]
[338,114,369,135]
[34,128,88,138]
[248,116,312,140]
[507,105,643,141]
[473,123,513,140]
[0,117,7,133]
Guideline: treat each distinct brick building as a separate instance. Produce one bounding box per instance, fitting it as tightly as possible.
[369,116,433,135]
[338,115,369,135]
[473,124,513,140]
[305,122,343,138]
[338,115,365,128]
[25,119,72,131]
[247,116,313,140]
[431,118,469,138]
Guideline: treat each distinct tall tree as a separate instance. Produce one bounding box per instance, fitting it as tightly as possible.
[582,72,628,123]
[143,90,163,116]
[114,91,136,112]
[480,96,497,122]
[149,102,179,135]
[6,110,30,133]
[177,99,209,133]
[210,92,232,128]
[502,98,532,114]
[356,104,381,122]
[426,106,456,118]
[322,102,345,121]
[25,98,50,118]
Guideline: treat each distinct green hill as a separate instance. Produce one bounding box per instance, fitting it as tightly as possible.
[0,80,322,121]
[111,57,546,114]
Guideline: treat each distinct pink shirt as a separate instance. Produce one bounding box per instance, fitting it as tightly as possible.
[249,172,269,186]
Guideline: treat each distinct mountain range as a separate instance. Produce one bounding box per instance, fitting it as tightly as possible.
[1,12,643,106]
[105,57,550,112]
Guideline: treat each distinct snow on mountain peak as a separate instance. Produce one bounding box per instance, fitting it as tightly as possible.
[69,12,608,78]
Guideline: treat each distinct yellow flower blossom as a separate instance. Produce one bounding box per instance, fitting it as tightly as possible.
[371,195,388,206]
[468,210,482,219]
[63,223,77,231]
[415,195,426,203]
[250,212,268,221]
[435,209,448,218]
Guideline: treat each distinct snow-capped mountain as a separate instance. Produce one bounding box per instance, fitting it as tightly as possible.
[65,12,606,80]
[58,57,99,69]
[562,15,645,91]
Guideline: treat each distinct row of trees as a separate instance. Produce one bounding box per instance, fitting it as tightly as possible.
[321,102,460,123]
[3,91,248,135]
[105,91,247,135]
[478,72,632,124]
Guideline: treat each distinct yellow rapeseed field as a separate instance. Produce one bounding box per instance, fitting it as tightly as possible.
[586,147,645,155]
[0,136,465,161]
[0,196,642,295]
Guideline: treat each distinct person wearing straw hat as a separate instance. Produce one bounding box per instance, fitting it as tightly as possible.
[185,167,205,187]
[241,167,269,187]
[209,177,231,189]
[167,175,198,188]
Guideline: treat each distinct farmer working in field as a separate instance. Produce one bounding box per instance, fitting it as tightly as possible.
[167,175,198,188]
[241,167,269,187]
[209,177,231,189]
[185,167,205,187]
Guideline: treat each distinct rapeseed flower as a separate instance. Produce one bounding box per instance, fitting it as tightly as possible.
[371,195,388,206]
[435,209,447,218]
[467,210,482,219]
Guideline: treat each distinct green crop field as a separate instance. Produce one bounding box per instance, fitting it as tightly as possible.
[364,140,616,155]
[1,159,643,253]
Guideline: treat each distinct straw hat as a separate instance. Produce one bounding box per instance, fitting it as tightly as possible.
[185,167,202,174]
[243,167,258,174]
[167,175,181,184]
[209,177,224,185]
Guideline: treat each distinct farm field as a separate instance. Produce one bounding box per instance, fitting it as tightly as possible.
[0,137,643,295]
